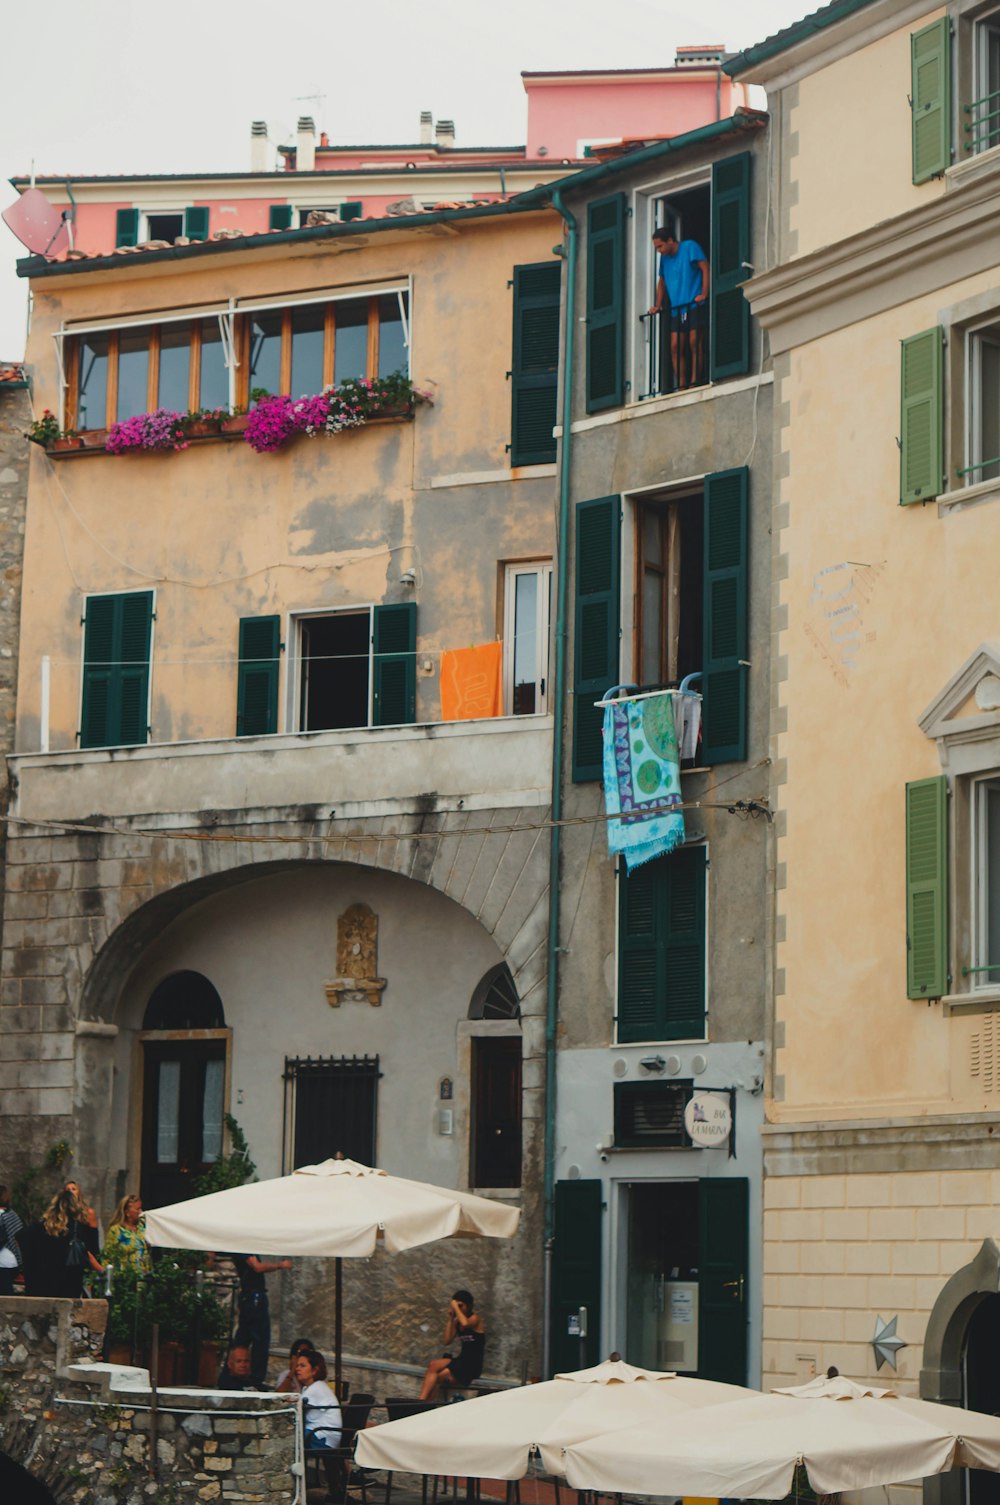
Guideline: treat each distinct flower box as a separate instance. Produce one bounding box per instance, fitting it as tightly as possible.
[49,435,83,453]
[79,428,109,450]
[220,413,251,435]
[185,416,221,438]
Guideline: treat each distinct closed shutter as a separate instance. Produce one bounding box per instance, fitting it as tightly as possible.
[510,261,561,466]
[911,18,951,184]
[237,615,280,736]
[572,496,620,782]
[373,603,416,726]
[269,205,294,231]
[184,206,210,240]
[906,775,948,998]
[710,153,752,380]
[900,328,944,504]
[702,467,749,764]
[618,846,707,1042]
[81,591,153,749]
[550,1180,603,1376]
[115,209,139,248]
[698,1178,749,1385]
[586,194,626,413]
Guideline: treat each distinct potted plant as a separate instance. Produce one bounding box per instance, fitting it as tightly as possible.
[80,427,110,450]
[182,408,224,439]
[27,410,61,448]
[105,409,187,454]
[51,431,83,453]
[107,1254,229,1377]
[220,408,251,435]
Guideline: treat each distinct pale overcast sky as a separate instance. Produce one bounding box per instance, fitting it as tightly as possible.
[0,0,812,358]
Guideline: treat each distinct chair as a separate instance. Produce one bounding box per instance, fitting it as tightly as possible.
[305,1395,375,1503]
[381,1399,446,1505]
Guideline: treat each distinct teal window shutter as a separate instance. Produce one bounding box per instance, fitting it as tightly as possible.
[572,496,620,782]
[237,616,280,736]
[906,775,948,999]
[510,260,561,466]
[710,153,752,381]
[269,205,294,231]
[618,846,707,1042]
[900,327,944,504]
[586,193,626,413]
[81,591,153,749]
[115,209,139,248]
[340,201,364,222]
[702,467,749,764]
[184,206,210,240]
[373,603,416,726]
[911,18,951,184]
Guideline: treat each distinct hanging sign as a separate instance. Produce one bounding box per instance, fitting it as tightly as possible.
[683,1091,732,1148]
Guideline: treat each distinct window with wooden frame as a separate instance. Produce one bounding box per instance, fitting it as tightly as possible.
[68,318,230,430]
[238,290,408,402]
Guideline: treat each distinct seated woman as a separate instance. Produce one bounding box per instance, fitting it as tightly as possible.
[295,1349,343,1451]
[276,1336,315,1393]
[418,1289,486,1401]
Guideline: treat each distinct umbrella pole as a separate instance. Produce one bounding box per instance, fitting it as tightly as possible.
[335,1256,343,1399]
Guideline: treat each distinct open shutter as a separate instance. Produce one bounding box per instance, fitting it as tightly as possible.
[698,1178,749,1385]
[184,206,209,240]
[710,153,752,381]
[702,468,749,764]
[510,261,561,466]
[237,615,280,736]
[618,847,706,1043]
[906,775,948,998]
[115,209,139,248]
[572,496,620,782]
[340,201,364,222]
[911,18,951,184]
[269,205,293,231]
[81,591,152,749]
[373,603,416,726]
[900,328,944,504]
[550,1180,603,1377]
[586,194,626,413]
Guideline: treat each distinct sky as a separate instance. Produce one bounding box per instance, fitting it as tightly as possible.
[0,0,813,359]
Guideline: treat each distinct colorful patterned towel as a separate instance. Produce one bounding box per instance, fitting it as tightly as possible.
[602,690,685,870]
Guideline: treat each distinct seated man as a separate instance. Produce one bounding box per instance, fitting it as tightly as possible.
[217,1343,255,1390]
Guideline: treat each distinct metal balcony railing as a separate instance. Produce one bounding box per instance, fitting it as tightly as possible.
[639,301,710,399]
[963,88,1000,154]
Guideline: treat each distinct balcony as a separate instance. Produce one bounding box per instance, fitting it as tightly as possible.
[8,715,554,825]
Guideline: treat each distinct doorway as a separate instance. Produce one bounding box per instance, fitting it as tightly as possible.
[965,1293,1000,1505]
[298,611,371,731]
[140,1038,227,1208]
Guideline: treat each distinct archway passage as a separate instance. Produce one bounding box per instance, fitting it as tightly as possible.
[966,1293,1000,1505]
[0,1451,59,1504]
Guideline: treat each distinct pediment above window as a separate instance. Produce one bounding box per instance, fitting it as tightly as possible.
[919,643,1000,769]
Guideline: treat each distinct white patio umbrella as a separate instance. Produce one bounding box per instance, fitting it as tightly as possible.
[144,1158,519,1393]
[563,1374,1000,1499]
[356,1358,758,1480]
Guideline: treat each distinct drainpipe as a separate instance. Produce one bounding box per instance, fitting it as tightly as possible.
[542,186,577,1380]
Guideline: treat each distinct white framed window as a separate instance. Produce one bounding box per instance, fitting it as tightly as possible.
[967,319,1000,485]
[139,210,186,244]
[632,169,711,403]
[503,562,551,715]
[973,776,1000,990]
[286,607,374,733]
[970,9,1000,155]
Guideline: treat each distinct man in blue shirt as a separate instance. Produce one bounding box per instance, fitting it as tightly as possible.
[649,225,710,390]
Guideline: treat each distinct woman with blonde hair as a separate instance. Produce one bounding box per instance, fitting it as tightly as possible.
[102,1194,151,1275]
[21,1188,88,1297]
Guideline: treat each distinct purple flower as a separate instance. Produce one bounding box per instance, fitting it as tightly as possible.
[106,409,187,454]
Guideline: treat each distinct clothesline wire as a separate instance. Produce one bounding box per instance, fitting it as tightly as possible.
[38,636,545,669]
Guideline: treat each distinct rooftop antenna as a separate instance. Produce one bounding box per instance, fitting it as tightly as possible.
[294,88,328,119]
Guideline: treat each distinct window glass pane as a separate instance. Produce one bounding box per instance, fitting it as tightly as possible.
[377,293,407,377]
[334,299,369,385]
[201,1058,225,1162]
[248,311,283,397]
[980,338,1000,483]
[987,787,1000,977]
[199,320,229,410]
[512,572,538,715]
[77,334,109,430]
[643,510,663,566]
[117,329,150,421]
[290,303,326,397]
[642,571,663,685]
[156,1060,181,1162]
[158,324,191,413]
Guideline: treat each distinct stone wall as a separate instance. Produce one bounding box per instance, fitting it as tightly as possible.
[0,380,30,992]
[0,1297,297,1504]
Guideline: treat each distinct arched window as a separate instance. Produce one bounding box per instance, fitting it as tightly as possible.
[143,971,225,1031]
[468,963,520,1021]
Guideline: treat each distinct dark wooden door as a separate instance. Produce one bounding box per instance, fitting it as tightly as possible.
[471,1037,522,1188]
[141,1039,226,1209]
[697,1176,749,1384]
[550,1179,603,1376]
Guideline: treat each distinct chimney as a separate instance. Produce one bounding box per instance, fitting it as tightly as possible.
[250,120,270,173]
[297,116,316,173]
[420,111,433,145]
[674,44,726,67]
[435,119,455,150]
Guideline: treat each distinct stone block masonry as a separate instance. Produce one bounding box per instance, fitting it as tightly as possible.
[0,1297,296,1504]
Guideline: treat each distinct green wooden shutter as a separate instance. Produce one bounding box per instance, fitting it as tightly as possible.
[115,209,139,248]
[698,1177,749,1385]
[911,18,951,184]
[618,846,707,1042]
[586,194,626,413]
[710,153,752,381]
[81,591,153,749]
[702,467,749,764]
[906,775,948,998]
[269,205,293,231]
[184,206,209,240]
[510,260,561,466]
[373,603,416,726]
[340,201,364,222]
[900,327,944,504]
[573,496,620,782]
[550,1180,603,1376]
[237,615,280,736]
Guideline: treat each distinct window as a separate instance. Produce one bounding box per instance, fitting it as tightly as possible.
[243,290,409,399]
[974,777,1000,989]
[115,207,210,248]
[289,603,416,733]
[470,1037,521,1188]
[283,1055,380,1169]
[970,11,1000,154]
[644,183,711,396]
[469,964,521,1020]
[636,494,703,691]
[80,590,154,749]
[968,319,1000,485]
[613,1080,697,1148]
[503,563,551,715]
[68,317,232,430]
[617,844,707,1042]
[144,972,225,1031]
[296,202,365,227]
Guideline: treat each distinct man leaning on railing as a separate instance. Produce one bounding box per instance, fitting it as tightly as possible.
[649,224,710,391]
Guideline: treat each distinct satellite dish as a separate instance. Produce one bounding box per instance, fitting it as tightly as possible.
[2,187,70,258]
